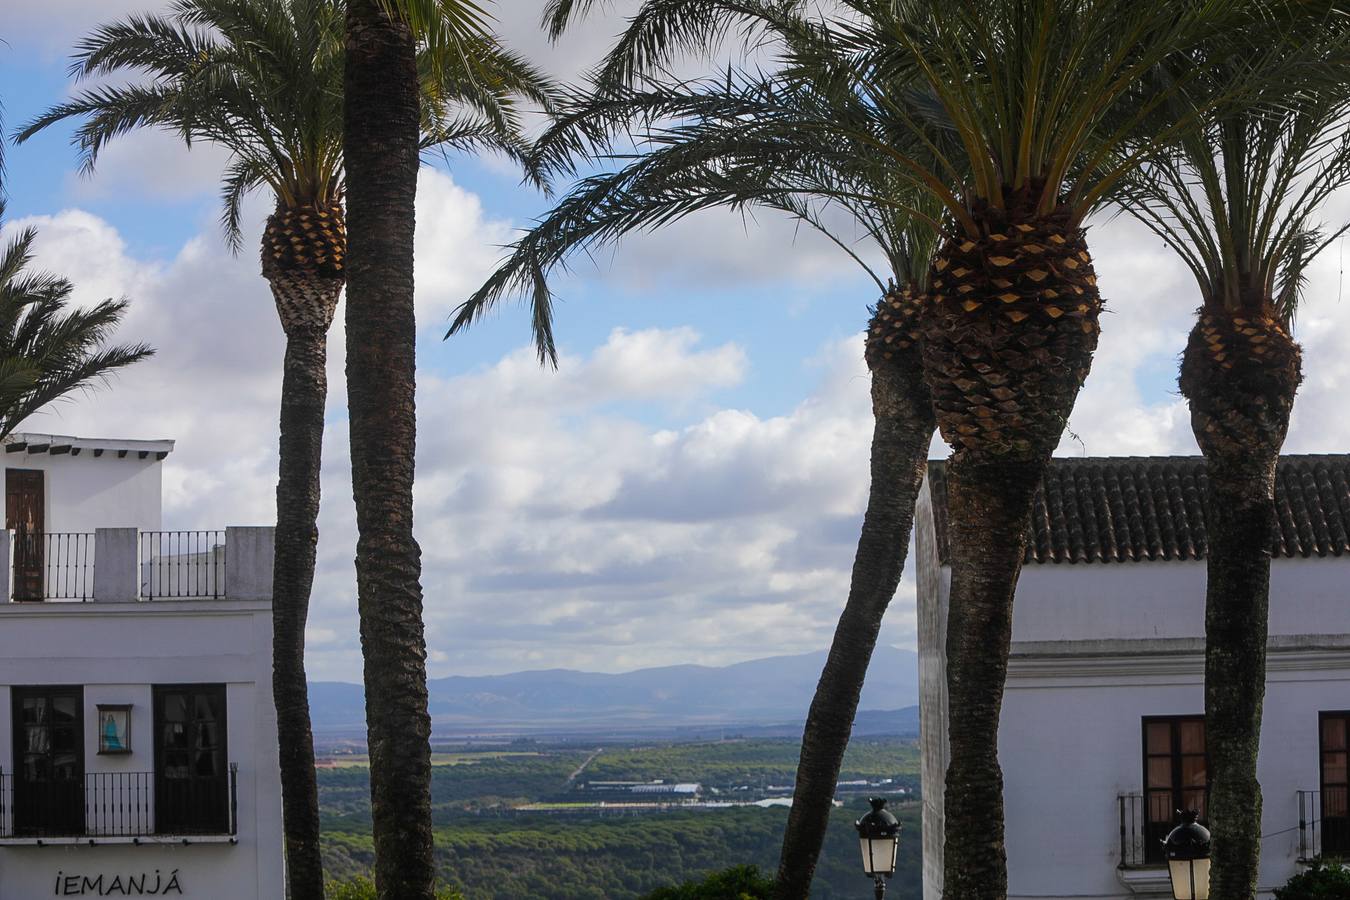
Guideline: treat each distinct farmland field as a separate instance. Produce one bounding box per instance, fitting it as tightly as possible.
[318,736,922,899]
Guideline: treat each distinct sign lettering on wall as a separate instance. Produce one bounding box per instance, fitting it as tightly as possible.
[53,869,184,896]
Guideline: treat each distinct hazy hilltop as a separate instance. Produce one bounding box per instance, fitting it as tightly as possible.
[310,646,919,733]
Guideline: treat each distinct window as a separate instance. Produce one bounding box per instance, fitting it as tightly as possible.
[6,469,45,600]
[1143,716,1208,864]
[1322,712,1349,857]
[153,684,229,834]
[10,686,84,836]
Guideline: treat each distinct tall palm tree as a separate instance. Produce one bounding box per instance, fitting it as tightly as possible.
[1118,20,1350,893]
[453,66,951,898]
[472,2,1280,896]
[18,2,550,895]
[0,199,153,438]
[343,1,549,896]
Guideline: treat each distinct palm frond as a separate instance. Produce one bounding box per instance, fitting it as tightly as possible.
[377,0,493,52]
[1116,7,1350,314]
[453,67,949,361]
[0,209,154,441]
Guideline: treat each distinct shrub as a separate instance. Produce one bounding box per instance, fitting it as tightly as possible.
[325,876,464,900]
[639,865,774,900]
[1273,860,1350,899]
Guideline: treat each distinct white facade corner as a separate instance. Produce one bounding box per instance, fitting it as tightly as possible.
[0,434,284,899]
[915,460,1350,900]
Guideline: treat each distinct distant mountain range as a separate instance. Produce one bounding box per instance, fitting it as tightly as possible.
[309,646,919,737]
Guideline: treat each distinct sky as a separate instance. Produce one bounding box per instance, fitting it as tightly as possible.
[2,2,1350,682]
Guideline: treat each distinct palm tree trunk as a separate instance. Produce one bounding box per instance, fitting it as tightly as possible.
[344,2,435,898]
[272,328,330,900]
[773,347,934,900]
[939,456,1041,900]
[264,203,345,900]
[920,196,1102,900]
[1180,311,1301,899]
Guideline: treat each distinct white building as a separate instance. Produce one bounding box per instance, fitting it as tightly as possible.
[916,454,1350,900]
[0,434,284,899]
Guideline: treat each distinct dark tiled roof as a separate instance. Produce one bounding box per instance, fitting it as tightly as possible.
[925,455,1350,565]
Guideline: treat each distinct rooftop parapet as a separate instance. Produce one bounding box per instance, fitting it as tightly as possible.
[0,526,273,604]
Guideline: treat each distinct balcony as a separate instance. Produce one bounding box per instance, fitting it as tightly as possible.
[0,526,272,604]
[1118,793,1160,869]
[0,765,238,844]
[1298,789,1349,862]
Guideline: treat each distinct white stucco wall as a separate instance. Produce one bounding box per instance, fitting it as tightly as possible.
[915,476,951,900]
[0,600,283,900]
[1002,640,1347,899]
[916,492,1350,900]
[1011,558,1350,644]
[3,438,169,534]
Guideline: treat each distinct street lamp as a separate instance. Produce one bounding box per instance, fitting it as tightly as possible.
[1164,810,1211,900]
[855,797,900,900]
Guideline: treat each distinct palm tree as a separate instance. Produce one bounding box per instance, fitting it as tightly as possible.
[472,2,1286,896]
[453,66,953,897]
[343,1,550,896]
[1118,20,1350,893]
[0,199,153,438]
[18,2,550,895]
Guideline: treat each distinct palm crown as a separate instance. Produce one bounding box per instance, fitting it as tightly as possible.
[1121,31,1350,321]
[17,0,554,251]
[538,0,1290,229]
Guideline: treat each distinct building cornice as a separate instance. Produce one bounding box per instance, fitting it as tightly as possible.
[0,599,272,618]
[1008,635,1350,682]
[4,433,175,458]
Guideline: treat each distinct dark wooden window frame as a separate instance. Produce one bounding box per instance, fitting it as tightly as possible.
[1142,715,1210,865]
[152,683,229,835]
[1319,710,1350,857]
[10,685,85,836]
[6,468,46,601]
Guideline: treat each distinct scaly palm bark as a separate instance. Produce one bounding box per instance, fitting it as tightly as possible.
[1182,310,1301,898]
[921,187,1101,898]
[262,200,346,896]
[774,288,934,899]
[344,0,433,895]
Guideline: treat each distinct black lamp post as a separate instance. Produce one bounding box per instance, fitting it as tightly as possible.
[1163,810,1211,900]
[855,797,900,900]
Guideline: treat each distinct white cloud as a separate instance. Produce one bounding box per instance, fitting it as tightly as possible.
[64,132,233,205]
[2,1,172,58]
[412,170,517,330]
[4,176,889,680]
[1056,214,1199,457]
[11,127,1350,684]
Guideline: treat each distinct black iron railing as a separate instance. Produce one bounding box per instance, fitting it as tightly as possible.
[1118,793,1151,868]
[139,531,226,599]
[0,765,237,838]
[1299,790,1322,862]
[1119,791,1213,868]
[11,532,95,601]
[1300,788,1350,861]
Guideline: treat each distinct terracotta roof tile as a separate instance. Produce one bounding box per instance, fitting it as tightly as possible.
[926,454,1350,565]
